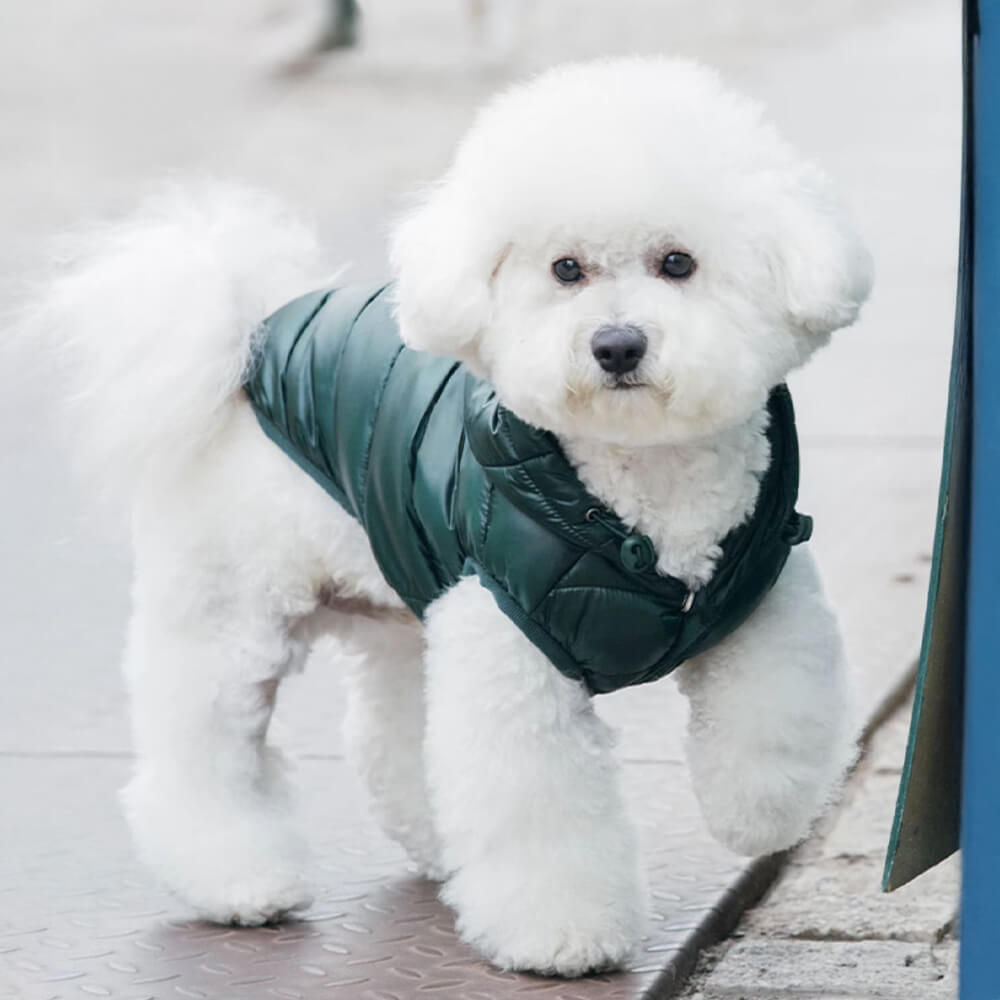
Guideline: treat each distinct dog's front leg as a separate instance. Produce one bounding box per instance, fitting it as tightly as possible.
[675,546,856,857]
[423,576,645,976]
[120,562,313,926]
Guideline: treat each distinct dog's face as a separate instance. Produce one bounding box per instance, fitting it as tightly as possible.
[391,57,873,446]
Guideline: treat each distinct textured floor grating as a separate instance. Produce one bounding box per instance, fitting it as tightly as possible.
[0,722,770,1000]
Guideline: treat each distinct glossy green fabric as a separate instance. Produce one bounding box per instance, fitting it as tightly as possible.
[244,283,812,694]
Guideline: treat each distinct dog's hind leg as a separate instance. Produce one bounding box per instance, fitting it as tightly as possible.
[421,576,645,976]
[120,508,319,925]
[337,615,444,879]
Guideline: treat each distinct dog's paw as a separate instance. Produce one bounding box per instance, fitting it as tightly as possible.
[685,709,855,857]
[441,862,643,976]
[122,771,313,924]
[692,766,827,857]
[397,823,449,883]
[472,920,638,977]
[186,870,313,927]
[407,852,449,883]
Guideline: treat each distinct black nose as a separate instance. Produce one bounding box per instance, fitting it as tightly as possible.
[591,325,647,375]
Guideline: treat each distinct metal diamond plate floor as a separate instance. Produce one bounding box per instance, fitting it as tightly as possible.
[0,731,773,1000]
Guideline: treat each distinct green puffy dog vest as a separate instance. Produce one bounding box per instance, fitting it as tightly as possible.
[244,283,812,694]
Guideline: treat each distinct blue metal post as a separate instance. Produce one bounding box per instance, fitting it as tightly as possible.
[963,1,1000,995]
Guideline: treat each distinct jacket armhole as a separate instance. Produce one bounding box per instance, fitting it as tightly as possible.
[461,558,588,688]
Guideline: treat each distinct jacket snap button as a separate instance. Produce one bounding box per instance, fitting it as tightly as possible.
[620,535,656,573]
[783,512,814,545]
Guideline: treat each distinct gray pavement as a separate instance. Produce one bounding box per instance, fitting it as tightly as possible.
[682,703,959,1000]
[0,1,961,997]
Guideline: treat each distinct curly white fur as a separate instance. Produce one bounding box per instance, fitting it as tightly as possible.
[24,57,870,975]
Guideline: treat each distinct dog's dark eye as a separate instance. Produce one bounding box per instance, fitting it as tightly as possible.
[661,252,695,279]
[552,258,584,284]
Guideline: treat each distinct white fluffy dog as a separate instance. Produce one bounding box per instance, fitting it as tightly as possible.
[32,57,872,976]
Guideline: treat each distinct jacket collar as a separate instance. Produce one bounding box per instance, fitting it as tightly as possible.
[463,375,627,549]
[462,374,805,608]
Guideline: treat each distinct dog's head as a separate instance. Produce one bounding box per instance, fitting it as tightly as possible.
[391,57,872,446]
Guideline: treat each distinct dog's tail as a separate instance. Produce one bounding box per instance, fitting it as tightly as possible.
[21,182,327,493]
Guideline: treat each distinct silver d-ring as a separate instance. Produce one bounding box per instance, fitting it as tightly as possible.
[680,591,695,614]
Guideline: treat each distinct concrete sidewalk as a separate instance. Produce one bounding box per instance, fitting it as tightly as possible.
[682,702,959,1000]
[0,1,960,997]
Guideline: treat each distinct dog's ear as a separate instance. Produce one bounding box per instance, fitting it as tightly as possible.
[390,181,498,363]
[768,171,874,340]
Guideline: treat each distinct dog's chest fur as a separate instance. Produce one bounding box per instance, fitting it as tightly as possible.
[561,407,771,590]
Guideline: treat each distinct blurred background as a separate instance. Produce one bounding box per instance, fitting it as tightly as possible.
[0,0,960,764]
[0,0,962,994]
